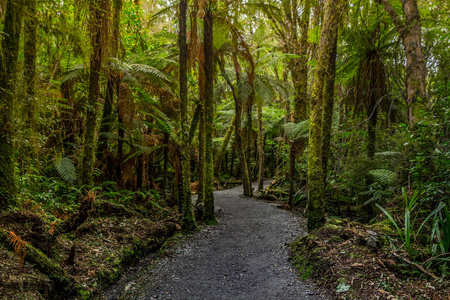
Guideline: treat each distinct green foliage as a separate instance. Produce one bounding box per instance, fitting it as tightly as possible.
[54,157,77,184]
[368,169,397,186]
[376,188,444,258]
[282,120,309,143]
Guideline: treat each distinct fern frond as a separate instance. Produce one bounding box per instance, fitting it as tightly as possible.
[368,169,397,186]
[283,120,310,143]
[8,231,27,271]
[54,157,77,184]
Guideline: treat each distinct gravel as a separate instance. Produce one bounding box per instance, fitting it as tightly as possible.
[102,181,331,300]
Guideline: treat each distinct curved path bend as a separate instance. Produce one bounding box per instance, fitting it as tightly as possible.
[104,181,329,300]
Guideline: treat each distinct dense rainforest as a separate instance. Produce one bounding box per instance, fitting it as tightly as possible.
[0,0,449,298]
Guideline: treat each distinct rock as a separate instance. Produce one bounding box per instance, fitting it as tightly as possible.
[365,230,379,249]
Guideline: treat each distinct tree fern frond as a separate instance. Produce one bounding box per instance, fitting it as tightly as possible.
[60,64,88,85]
[283,120,310,143]
[54,157,77,184]
[368,169,397,186]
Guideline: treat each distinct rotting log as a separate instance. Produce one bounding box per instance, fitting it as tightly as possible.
[0,228,73,294]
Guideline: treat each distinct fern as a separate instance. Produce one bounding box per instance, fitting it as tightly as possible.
[368,169,397,186]
[283,120,309,143]
[54,157,77,184]
[8,231,27,271]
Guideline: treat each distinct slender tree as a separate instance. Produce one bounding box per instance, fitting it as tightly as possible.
[97,0,122,158]
[179,0,197,230]
[307,0,341,231]
[379,0,426,125]
[24,0,37,125]
[203,2,217,223]
[0,0,23,209]
[81,0,110,187]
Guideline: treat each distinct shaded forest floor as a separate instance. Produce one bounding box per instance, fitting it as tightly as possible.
[261,181,450,299]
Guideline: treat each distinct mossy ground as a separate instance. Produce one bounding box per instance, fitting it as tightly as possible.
[0,206,180,299]
[290,219,450,300]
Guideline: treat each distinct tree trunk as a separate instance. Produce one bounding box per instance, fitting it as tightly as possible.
[203,4,216,224]
[97,0,121,160]
[188,103,202,145]
[97,74,115,159]
[162,132,169,197]
[257,103,264,191]
[81,0,109,187]
[288,0,311,205]
[379,0,426,125]
[307,0,341,231]
[179,0,197,231]
[0,0,23,209]
[321,34,338,185]
[24,0,37,126]
[214,116,236,177]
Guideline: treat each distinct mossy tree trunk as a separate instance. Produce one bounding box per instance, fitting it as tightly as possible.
[81,0,109,187]
[24,0,37,126]
[307,0,341,231]
[0,0,23,209]
[202,3,216,224]
[97,0,122,160]
[288,0,310,205]
[257,103,264,191]
[321,34,338,185]
[0,228,73,294]
[179,0,197,231]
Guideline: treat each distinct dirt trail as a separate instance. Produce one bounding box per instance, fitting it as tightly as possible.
[103,181,330,300]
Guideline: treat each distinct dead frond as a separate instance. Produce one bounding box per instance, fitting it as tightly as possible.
[8,231,28,272]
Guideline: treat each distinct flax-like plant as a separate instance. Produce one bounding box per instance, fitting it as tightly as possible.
[376,188,444,257]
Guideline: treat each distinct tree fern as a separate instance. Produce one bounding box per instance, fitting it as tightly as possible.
[283,120,309,143]
[54,157,77,184]
[368,169,397,185]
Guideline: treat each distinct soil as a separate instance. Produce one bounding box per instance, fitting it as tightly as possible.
[290,218,450,300]
[102,181,331,300]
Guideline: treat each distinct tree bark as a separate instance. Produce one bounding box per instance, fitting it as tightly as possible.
[81,0,109,187]
[307,0,340,231]
[321,34,338,185]
[257,103,264,191]
[203,4,217,224]
[24,0,37,126]
[179,0,197,231]
[0,0,23,209]
[379,0,426,125]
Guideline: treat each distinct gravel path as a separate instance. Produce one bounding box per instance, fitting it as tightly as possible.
[103,181,329,300]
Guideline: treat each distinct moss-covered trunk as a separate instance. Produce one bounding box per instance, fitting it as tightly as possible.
[214,116,236,177]
[307,0,340,231]
[0,228,73,294]
[97,0,121,160]
[321,34,338,184]
[0,0,23,209]
[257,103,264,191]
[202,4,216,224]
[81,0,109,187]
[179,0,197,231]
[288,0,311,204]
[24,0,37,126]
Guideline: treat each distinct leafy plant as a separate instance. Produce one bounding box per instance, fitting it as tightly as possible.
[54,157,77,184]
[376,188,444,257]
